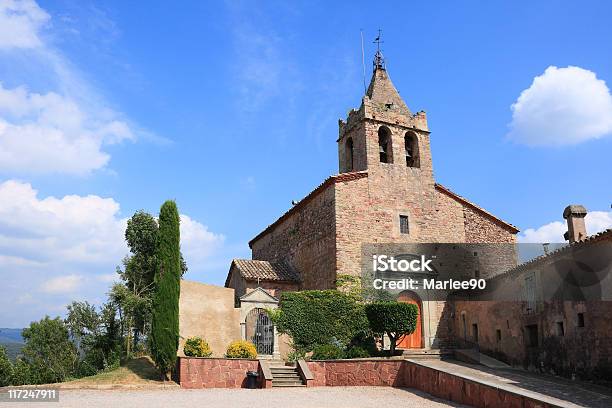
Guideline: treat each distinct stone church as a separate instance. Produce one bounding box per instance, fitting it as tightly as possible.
[218,51,518,354]
[179,50,611,381]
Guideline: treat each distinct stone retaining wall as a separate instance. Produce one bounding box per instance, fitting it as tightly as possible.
[179,357,260,389]
[179,357,561,407]
[306,359,561,408]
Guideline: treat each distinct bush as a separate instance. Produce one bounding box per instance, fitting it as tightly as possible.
[183,337,213,357]
[225,341,257,359]
[345,346,370,359]
[365,302,418,355]
[311,344,344,360]
[286,348,306,363]
[273,290,369,352]
[11,358,31,386]
[21,316,78,384]
[0,346,12,387]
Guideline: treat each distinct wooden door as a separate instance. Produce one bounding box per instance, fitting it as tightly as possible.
[397,291,422,348]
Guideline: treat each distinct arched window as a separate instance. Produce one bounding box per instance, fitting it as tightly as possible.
[404,132,419,168]
[378,127,392,163]
[346,137,354,171]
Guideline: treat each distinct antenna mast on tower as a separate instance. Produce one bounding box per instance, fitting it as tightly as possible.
[360,29,366,94]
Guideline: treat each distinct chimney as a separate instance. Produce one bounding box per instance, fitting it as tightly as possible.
[563,205,587,243]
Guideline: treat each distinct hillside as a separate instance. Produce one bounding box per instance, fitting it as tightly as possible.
[0,328,23,343]
[1,342,23,361]
[0,328,24,361]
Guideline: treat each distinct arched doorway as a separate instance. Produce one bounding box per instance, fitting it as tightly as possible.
[397,291,423,348]
[245,308,274,355]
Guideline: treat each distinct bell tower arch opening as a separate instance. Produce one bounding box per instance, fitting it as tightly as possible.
[404,131,420,168]
[346,137,354,171]
[378,126,393,164]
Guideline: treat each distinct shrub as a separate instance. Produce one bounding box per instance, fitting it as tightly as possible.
[183,337,213,357]
[11,358,31,386]
[365,302,418,355]
[345,346,370,359]
[21,316,78,384]
[225,341,257,359]
[0,346,12,387]
[286,348,306,363]
[311,344,344,360]
[273,290,369,352]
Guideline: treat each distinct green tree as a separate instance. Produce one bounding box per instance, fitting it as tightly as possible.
[365,302,418,355]
[66,301,100,347]
[150,200,181,379]
[0,346,13,386]
[115,210,188,356]
[21,316,78,384]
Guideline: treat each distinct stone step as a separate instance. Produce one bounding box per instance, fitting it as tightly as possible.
[270,368,298,373]
[272,380,304,386]
[272,383,306,387]
[401,349,454,359]
[272,372,301,378]
[272,375,302,381]
[267,360,290,367]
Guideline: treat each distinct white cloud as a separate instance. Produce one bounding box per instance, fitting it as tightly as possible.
[0,180,224,267]
[519,210,612,243]
[0,0,49,49]
[0,83,134,174]
[508,66,612,146]
[0,180,225,325]
[0,1,153,175]
[40,274,83,294]
[0,180,128,264]
[96,273,119,283]
[180,214,225,265]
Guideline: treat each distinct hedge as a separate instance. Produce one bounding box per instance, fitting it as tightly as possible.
[273,290,369,352]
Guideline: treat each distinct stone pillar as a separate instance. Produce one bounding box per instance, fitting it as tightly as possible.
[272,326,281,359]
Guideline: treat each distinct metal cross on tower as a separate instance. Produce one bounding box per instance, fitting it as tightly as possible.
[373,29,385,70]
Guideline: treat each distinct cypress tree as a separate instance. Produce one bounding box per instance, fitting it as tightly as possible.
[150,200,181,379]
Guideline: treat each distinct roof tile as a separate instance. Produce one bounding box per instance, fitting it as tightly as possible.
[232,259,300,283]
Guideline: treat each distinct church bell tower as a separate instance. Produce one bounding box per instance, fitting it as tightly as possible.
[337,42,433,184]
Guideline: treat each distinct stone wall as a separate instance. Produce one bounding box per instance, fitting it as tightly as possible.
[305,359,559,407]
[463,206,517,244]
[308,360,404,387]
[250,180,337,290]
[178,280,241,357]
[178,358,259,389]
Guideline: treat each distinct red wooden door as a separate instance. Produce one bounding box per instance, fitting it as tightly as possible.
[397,292,422,349]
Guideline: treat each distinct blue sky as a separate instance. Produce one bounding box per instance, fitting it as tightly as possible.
[0,0,611,327]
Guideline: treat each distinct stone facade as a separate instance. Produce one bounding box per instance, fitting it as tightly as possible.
[230,61,519,350]
[246,65,518,289]
[250,179,337,290]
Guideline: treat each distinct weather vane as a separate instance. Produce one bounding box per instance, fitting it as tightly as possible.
[373,29,385,70]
